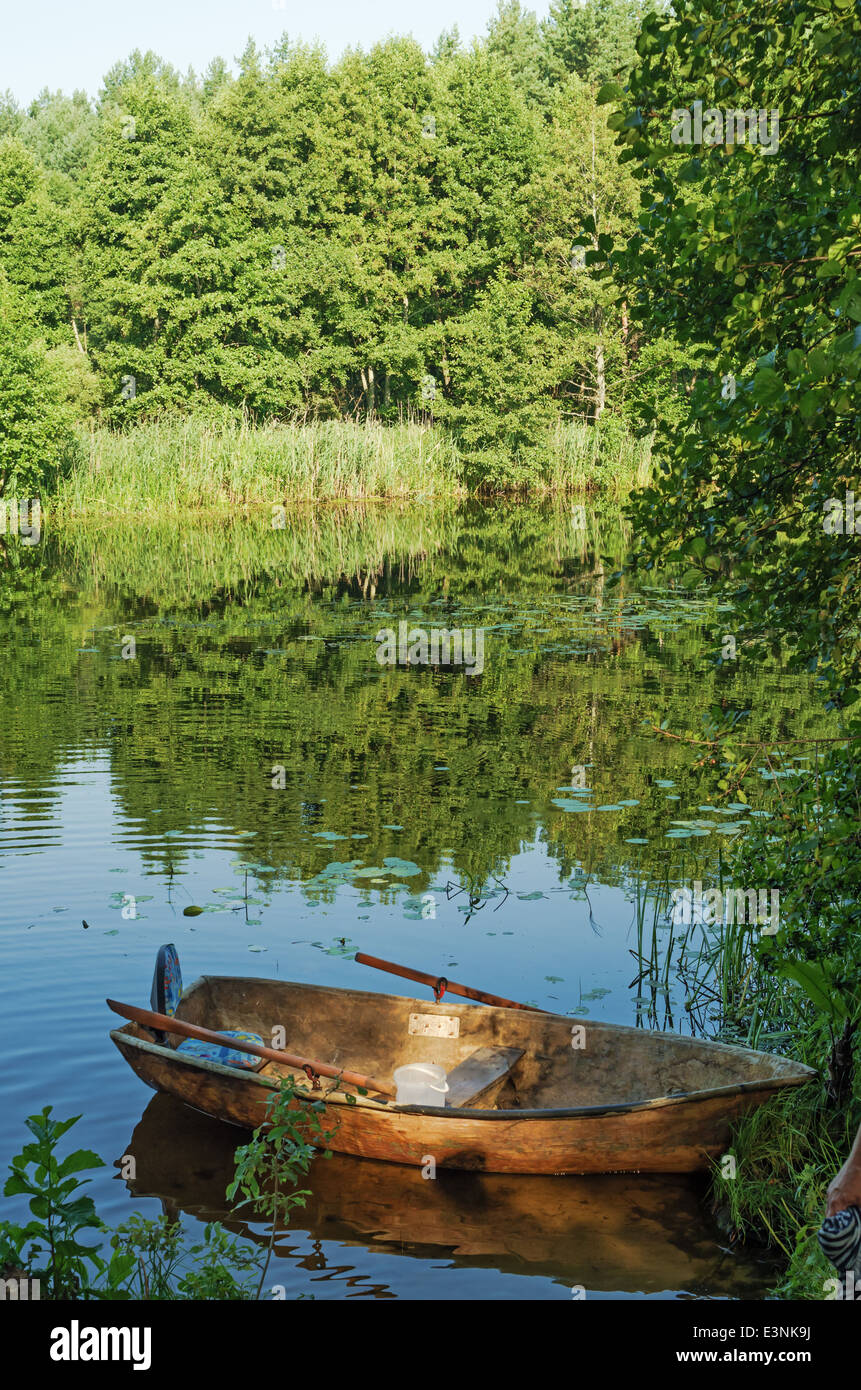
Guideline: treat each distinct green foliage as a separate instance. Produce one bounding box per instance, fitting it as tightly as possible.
[45,343,102,420]
[711,1086,858,1299]
[57,416,465,512]
[0,136,78,342]
[729,739,861,1103]
[0,276,80,494]
[228,1076,334,1297]
[598,0,861,1078]
[541,0,654,86]
[108,1214,260,1300]
[0,1107,106,1298]
[0,7,670,490]
[486,1,553,108]
[602,0,861,705]
[0,1108,280,1299]
[13,89,98,180]
[48,414,651,513]
[594,0,861,1290]
[432,275,558,487]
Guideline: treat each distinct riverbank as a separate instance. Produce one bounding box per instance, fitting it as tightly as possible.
[48,417,653,518]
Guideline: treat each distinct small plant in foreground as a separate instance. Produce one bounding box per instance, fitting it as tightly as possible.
[0,1104,309,1299]
[228,1075,336,1298]
[0,1107,112,1298]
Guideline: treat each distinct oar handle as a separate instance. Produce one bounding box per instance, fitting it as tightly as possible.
[106,998,395,1098]
[354,953,542,1011]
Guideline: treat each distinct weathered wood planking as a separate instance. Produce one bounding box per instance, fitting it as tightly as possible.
[446,1046,525,1108]
[110,974,815,1175]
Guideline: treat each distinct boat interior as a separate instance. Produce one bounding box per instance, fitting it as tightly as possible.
[124,970,812,1112]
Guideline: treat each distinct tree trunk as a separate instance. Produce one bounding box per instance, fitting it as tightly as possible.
[590,119,605,423]
[826,1018,855,1108]
[594,340,605,422]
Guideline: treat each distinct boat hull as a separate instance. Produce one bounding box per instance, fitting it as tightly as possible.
[112,1019,812,1175]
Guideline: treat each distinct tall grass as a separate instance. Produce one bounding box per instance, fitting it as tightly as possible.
[51,416,654,518]
[55,419,464,517]
[628,860,860,1299]
[711,1085,857,1299]
[550,419,654,497]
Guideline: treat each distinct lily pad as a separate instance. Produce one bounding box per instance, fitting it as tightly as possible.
[382,857,421,876]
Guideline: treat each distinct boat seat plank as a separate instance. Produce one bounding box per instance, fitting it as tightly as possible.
[446,1046,524,1108]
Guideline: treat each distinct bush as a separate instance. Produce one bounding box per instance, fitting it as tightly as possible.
[433,274,559,489]
[0,277,80,495]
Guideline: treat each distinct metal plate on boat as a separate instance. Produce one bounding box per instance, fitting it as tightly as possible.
[409,1013,459,1038]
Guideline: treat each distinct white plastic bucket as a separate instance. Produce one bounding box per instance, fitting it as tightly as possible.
[393,1062,450,1107]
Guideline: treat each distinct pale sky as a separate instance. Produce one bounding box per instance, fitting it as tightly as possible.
[3,0,554,107]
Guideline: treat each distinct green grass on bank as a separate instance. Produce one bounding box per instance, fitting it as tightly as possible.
[50,417,653,517]
[713,1074,861,1299]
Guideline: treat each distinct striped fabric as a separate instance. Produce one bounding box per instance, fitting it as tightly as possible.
[818,1205,861,1300]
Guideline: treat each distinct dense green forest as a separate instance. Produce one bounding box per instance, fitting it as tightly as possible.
[0,0,680,494]
[1,0,860,1301]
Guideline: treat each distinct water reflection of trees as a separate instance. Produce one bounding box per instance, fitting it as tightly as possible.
[0,503,834,894]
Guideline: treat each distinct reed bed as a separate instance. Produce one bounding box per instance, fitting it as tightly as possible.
[51,417,653,518]
[55,419,463,517]
[550,420,654,497]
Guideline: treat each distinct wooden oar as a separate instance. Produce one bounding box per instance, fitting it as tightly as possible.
[354,952,543,1012]
[106,998,395,1098]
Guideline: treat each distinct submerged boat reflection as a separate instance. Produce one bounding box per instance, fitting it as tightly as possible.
[121,1093,778,1297]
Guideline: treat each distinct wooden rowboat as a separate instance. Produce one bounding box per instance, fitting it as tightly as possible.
[110,968,815,1175]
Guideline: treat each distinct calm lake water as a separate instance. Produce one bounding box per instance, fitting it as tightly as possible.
[0,499,826,1298]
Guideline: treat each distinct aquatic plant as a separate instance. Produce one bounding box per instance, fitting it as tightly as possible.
[0,1103,329,1299]
[228,1076,336,1300]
